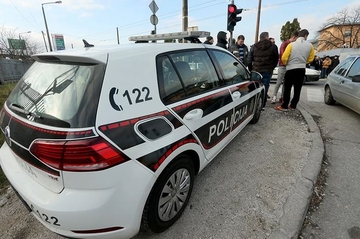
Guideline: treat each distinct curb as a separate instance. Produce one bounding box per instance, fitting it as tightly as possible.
[270,101,325,239]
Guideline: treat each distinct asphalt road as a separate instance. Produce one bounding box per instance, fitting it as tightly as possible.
[299,79,360,239]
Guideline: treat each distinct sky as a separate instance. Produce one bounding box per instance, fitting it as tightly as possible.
[0,0,359,53]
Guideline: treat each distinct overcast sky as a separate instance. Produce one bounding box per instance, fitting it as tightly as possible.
[1,0,359,52]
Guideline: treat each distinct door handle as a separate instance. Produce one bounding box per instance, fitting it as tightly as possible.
[184,109,203,120]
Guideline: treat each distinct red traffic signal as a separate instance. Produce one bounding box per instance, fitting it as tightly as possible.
[227,4,243,32]
[228,5,236,13]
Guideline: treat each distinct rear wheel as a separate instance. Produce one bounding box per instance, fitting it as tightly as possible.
[142,154,195,233]
[324,86,336,105]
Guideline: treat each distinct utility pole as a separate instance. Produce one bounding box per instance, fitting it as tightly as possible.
[254,0,262,43]
[117,27,120,44]
[182,0,188,31]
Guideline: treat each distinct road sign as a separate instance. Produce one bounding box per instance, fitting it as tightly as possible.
[149,0,159,14]
[150,14,158,25]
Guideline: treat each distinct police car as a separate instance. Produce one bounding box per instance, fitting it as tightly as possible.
[0,31,264,239]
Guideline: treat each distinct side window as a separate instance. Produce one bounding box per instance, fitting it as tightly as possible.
[211,50,250,85]
[334,57,356,76]
[347,58,360,78]
[158,56,186,104]
[169,51,220,98]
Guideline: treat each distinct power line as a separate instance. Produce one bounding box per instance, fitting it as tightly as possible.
[9,0,40,31]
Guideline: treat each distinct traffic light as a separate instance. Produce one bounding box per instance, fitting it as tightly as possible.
[227,4,243,32]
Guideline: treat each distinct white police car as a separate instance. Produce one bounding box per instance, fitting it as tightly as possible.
[0,31,264,239]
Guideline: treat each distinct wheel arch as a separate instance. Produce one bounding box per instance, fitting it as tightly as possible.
[181,149,200,175]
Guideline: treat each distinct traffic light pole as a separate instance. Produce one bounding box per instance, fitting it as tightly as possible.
[229,0,234,49]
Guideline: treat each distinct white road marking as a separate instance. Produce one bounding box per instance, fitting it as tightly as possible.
[307,88,323,102]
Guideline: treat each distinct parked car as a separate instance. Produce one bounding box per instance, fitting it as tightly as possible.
[271,66,321,83]
[0,33,265,239]
[324,54,360,114]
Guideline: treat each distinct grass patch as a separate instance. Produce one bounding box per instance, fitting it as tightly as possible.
[0,83,17,191]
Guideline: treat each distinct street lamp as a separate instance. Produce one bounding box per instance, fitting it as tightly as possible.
[19,31,31,39]
[42,1,62,52]
[19,31,31,56]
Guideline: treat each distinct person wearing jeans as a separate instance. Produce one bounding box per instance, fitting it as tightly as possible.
[247,31,278,109]
[274,29,315,111]
[271,31,299,104]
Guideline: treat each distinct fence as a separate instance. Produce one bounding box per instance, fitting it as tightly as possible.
[0,58,33,84]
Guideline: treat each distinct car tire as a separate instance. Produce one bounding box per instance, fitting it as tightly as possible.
[324,86,336,105]
[141,154,195,233]
[303,76,307,84]
[250,93,263,124]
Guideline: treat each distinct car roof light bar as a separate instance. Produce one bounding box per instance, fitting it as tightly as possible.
[129,31,211,41]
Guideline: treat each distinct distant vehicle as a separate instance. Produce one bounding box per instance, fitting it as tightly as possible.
[324,54,360,114]
[0,31,265,239]
[271,67,321,83]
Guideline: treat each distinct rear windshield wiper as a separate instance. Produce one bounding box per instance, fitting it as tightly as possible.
[9,103,41,119]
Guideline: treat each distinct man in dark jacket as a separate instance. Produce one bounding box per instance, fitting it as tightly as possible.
[204,36,214,45]
[231,35,249,66]
[247,31,279,109]
[216,31,228,49]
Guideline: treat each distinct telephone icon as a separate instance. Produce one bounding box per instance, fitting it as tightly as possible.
[109,87,123,111]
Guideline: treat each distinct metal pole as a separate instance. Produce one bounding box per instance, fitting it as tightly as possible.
[42,4,53,52]
[41,31,48,52]
[254,0,262,43]
[117,27,120,44]
[182,0,188,32]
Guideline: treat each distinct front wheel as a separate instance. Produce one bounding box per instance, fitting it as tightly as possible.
[250,93,263,124]
[141,154,195,233]
[324,86,336,105]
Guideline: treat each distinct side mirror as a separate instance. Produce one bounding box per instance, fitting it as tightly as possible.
[351,75,360,82]
[251,71,263,81]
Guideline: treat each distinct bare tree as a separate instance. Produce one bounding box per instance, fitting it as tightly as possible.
[318,6,360,50]
[1,26,43,58]
[0,27,18,56]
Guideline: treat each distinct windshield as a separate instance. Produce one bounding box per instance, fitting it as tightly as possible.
[6,61,105,128]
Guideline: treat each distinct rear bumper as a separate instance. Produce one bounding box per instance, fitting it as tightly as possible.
[0,142,156,239]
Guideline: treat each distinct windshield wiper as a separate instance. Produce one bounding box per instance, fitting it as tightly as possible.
[9,103,41,119]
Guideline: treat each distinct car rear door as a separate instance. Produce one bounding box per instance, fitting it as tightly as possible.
[158,50,235,160]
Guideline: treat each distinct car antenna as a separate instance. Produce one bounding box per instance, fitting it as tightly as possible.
[82,39,94,48]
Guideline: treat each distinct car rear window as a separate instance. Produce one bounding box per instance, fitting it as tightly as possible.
[6,61,105,128]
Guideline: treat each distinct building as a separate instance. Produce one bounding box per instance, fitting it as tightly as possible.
[317,23,360,52]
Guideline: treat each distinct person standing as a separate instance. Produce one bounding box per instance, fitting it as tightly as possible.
[321,56,332,78]
[271,31,298,104]
[216,31,228,49]
[248,31,278,109]
[231,35,249,66]
[204,36,214,45]
[329,55,340,73]
[274,29,315,111]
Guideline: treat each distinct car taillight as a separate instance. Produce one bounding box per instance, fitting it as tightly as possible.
[30,137,130,172]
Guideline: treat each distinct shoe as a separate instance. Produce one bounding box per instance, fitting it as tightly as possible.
[271,96,276,104]
[288,105,295,110]
[279,98,283,104]
[274,105,288,111]
[267,94,270,99]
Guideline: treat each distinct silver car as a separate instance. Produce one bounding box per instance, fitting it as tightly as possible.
[324,54,360,114]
